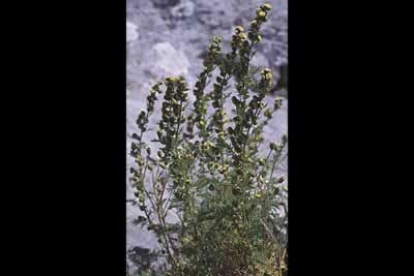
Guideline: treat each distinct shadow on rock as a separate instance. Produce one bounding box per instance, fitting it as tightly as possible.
[127,246,160,274]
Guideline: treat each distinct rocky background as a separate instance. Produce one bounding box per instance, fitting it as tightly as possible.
[127,0,287,274]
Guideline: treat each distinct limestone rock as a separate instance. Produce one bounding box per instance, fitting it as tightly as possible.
[151,42,190,77]
[171,0,195,18]
[127,21,139,42]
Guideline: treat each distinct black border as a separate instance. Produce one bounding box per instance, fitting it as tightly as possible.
[287,1,395,275]
[288,1,354,275]
[12,1,129,274]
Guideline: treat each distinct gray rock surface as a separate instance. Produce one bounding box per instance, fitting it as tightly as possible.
[127,0,287,274]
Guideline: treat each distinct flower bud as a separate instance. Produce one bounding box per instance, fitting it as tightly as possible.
[213,36,222,43]
[238,32,248,40]
[264,109,272,119]
[235,26,244,34]
[256,10,267,18]
[261,3,272,11]
[270,142,278,151]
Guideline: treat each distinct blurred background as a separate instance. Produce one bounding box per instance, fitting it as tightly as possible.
[127,0,287,274]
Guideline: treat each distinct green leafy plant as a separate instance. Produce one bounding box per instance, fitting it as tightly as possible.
[130,3,287,276]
